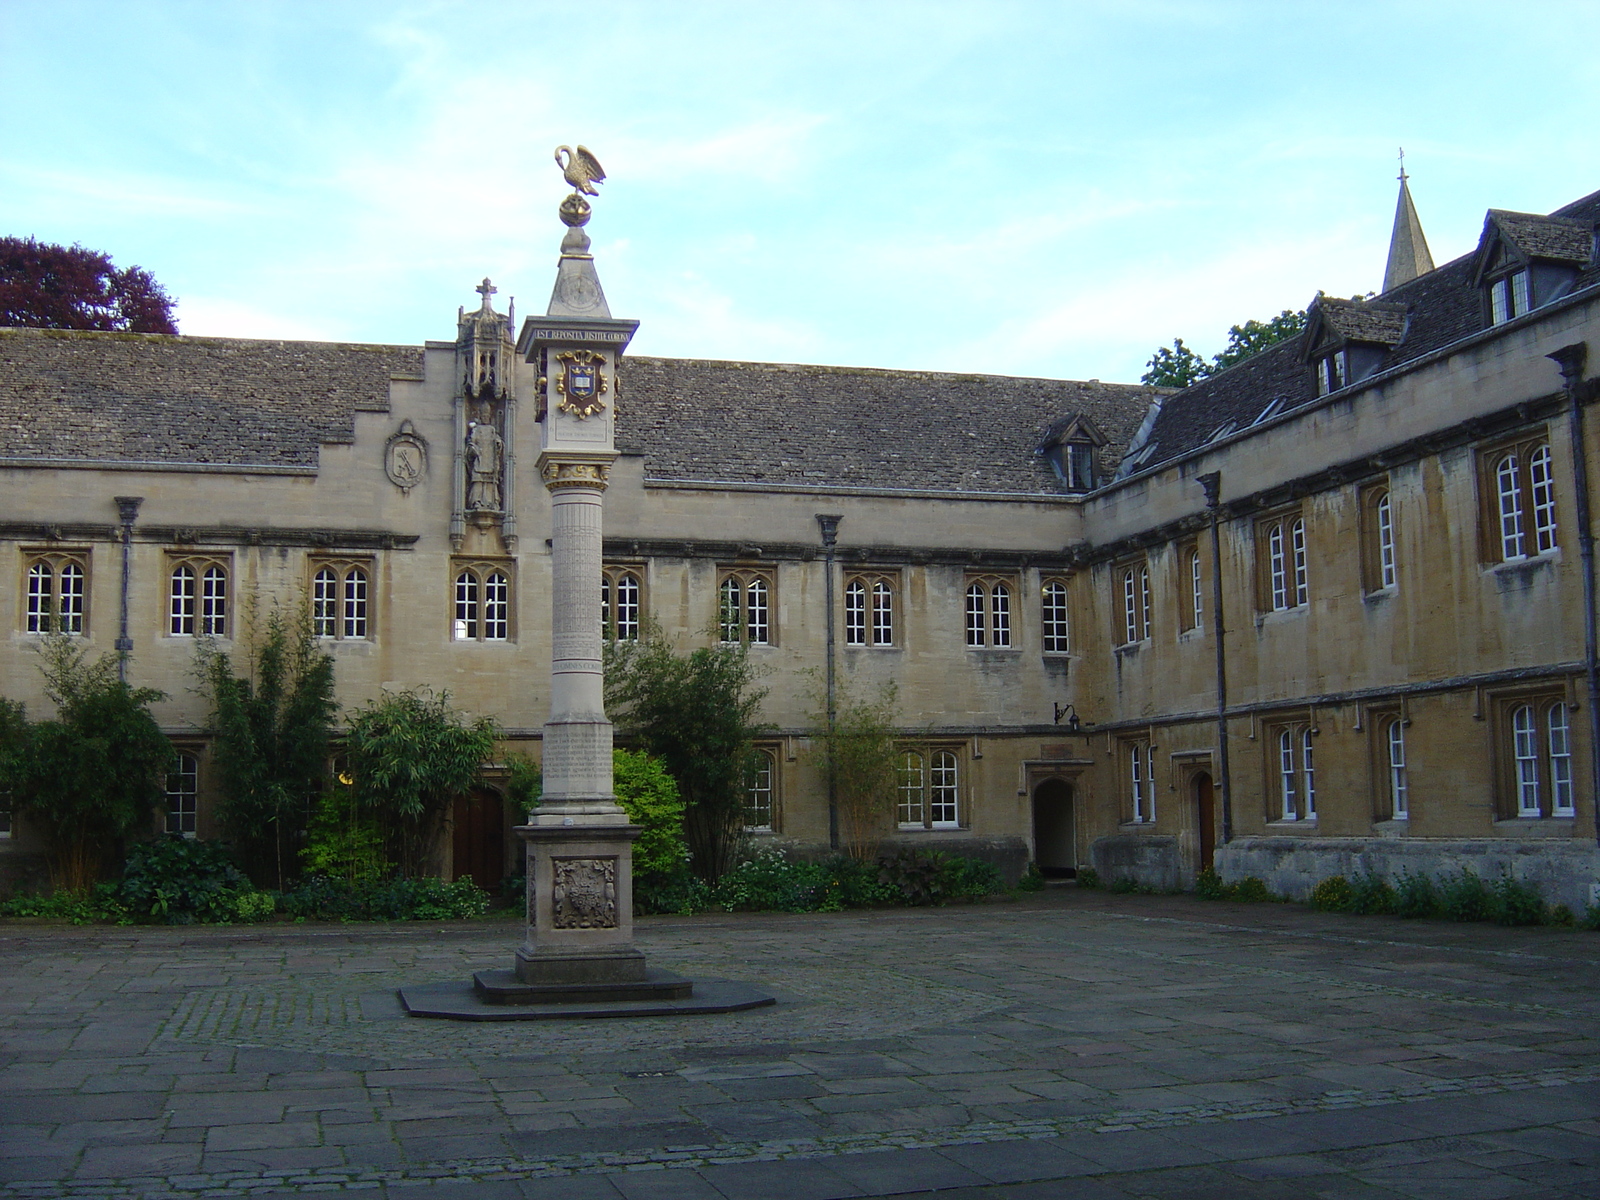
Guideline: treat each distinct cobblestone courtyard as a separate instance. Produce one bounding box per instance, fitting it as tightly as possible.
[2,890,1598,1199]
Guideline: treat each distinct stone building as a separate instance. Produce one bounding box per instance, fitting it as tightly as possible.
[2,177,1598,909]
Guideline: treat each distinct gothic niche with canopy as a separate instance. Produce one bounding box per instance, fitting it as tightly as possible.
[452,278,518,551]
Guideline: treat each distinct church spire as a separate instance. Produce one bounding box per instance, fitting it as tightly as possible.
[1383,149,1435,293]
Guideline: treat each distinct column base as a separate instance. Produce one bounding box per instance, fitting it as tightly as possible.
[476,965,692,1006]
[514,944,648,985]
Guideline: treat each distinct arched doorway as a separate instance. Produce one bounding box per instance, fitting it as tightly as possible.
[452,786,506,890]
[1193,771,1216,872]
[1032,778,1076,878]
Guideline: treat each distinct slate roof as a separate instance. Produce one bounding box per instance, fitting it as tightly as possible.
[1486,210,1592,265]
[1310,296,1408,347]
[0,326,1153,497]
[618,357,1154,496]
[0,328,422,468]
[1129,187,1600,474]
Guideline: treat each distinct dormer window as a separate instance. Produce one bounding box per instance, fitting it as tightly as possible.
[1038,412,1109,494]
[1474,210,1590,328]
[1489,269,1531,325]
[1315,350,1348,396]
[1301,295,1407,396]
[1065,442,1097,490]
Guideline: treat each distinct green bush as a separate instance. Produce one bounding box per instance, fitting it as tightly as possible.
[613,749,689,881]
[1015,863,1045,893]
[1490,874,1546,927]
[1349,873,1398,915]
[1107,875,1141,894]
[1193,866,1226,900]
[1231,876,1271,903]
[1310,875,1352,912]
[119,836,270,924]
[0,883,129,924]
[1582,904,1600,932]
[1076,867,1102,890]
[1548,904,1577,928]
[276,875,488,921]
[877,849,1003,906]
[1394,871,1441,919]
[1440,870,1493,923]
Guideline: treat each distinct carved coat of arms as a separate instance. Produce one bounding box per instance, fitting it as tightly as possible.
[555,350,608,418]
[552,857,618,928]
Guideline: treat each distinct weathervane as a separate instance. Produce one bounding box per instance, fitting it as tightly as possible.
[553,144,606,229]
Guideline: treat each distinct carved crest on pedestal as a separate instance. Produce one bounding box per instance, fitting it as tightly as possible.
[555,350,608,419]
[552,857,618,929]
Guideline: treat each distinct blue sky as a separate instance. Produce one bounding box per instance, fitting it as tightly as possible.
[3,1,1597,383]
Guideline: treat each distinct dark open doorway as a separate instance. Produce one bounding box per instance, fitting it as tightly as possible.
[452,786,506,890]
[1032,778,1076,878]
[1193,771,1216,873]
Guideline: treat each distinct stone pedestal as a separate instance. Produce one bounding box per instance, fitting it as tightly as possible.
[512,822,645,987]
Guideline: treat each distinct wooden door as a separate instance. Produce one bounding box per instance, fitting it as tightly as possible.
[451,788,505,890]
[1194,772,1215,872]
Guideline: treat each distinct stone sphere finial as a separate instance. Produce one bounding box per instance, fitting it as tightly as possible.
[559,194,592,228]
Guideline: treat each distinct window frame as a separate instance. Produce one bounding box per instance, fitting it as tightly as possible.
[1178,542,1202,634]
[309,558,374,642]
[1257,511,1308,613]
[451,558,514,643]
[1494,693,1578,819]
[897,745,964,830]
[1041,577,1070,654]
[165,749,200,837]
[1124,739,1156,824]
[744,746,778,832]
[717,568,775,647]
[965,575,1017,650]
[844,571,898,648]
[1266,719,1317,822]
[1359,483,1397,594]
[168,555,231,638]
[1480,435,1557,564]
[1489,268,1531,325]
[22,549,90,636]
[601,565,645,643]
[1116,559,1150,646]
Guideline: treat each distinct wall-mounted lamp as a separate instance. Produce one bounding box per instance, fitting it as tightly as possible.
[1053,702,1083,733]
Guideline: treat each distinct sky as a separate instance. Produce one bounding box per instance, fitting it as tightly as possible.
[3,1,1598,383]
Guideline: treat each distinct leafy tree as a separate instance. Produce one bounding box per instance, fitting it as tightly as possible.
[1141,337,1209,388]
[1141,309,1307,388]
[813,677,902,862]
[605,623,768,882]
[1209,310,1308,374]
[196,605,337,888]
[0,636,174,892]
[1,237,177,334]
[343,689,499,878]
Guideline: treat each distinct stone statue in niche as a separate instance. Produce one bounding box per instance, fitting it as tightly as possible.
[465,405,504,512]
[552,857,618,929]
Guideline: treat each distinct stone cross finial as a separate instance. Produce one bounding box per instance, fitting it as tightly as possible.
[477,278,497,312]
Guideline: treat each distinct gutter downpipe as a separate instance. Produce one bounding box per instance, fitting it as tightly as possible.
[113,496,143,683]
[1547,344,1600,848]
[816,514,842,852]
[1197,473,1233,844]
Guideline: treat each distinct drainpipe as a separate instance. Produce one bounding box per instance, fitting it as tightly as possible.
[1547,344,1599,848]
[816,514,842,851]
[1197,473,1233,845]
[113,496,143,683]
